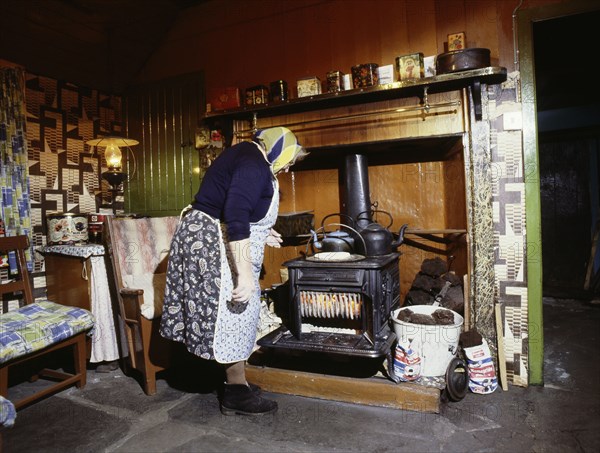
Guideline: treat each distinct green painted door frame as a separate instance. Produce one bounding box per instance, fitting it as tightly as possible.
[517,0,599,385]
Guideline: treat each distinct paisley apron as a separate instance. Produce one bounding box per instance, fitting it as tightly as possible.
[160,176,279,363]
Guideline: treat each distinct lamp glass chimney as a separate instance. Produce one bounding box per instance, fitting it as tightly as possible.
[105,143,123,171]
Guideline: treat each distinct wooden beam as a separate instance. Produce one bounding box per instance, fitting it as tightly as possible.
[246,364,440,413]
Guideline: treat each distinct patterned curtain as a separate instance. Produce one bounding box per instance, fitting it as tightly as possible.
[0,67,31,268]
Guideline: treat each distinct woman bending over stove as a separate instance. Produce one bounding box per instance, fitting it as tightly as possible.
[160,127,308,416]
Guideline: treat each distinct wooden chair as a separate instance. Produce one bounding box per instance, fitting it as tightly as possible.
[104,215,179,395]
[0,235,94,412]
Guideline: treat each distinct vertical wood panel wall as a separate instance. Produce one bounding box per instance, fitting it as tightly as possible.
[124,72,204,215]
[138,0,565,92]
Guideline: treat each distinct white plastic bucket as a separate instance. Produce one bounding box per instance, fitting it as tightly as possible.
[391,305,464,377]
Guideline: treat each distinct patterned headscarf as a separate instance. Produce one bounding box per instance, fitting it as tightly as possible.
[254,127,304,174]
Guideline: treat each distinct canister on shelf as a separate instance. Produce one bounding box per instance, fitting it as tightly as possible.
[269,80,288,103]
[395,53,425,81]
[326,71,344,93]
[296,76,322,98]
[351,63,379,88]
[245,85,269,105]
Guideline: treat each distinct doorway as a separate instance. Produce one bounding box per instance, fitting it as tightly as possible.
[519,0,600,384]
[534,10,600,298]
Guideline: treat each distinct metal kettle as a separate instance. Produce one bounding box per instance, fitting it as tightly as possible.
[356,210,408,256]
[310,213,360,254]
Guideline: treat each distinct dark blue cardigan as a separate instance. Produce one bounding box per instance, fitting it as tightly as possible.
[192,141,274,241]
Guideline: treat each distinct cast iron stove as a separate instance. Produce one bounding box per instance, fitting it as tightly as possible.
[258,252,400,358]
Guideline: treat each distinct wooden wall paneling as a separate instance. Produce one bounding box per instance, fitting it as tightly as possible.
[124,90,143,210]
[124,72,203,216]
[435,0,467,53]
[465,0,498,54]
[405,0,438,58]
[495,0,518,73]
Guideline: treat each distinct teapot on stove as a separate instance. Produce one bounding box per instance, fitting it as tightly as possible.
[310,213,360,254]
[356,209,408,256]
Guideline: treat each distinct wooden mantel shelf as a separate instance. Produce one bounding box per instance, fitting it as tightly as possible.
[203,66,507,127]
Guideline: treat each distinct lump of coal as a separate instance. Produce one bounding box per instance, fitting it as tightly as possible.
[460,329,483,348]
[432,309,455,325]
[440,285,464,314]
[396,309,436,325]
[410,313,437,325]
[406,289,433,306]
[420,257,448,278]
[442,272,462,286]
[412,273,438,292]
[396,308,413,322]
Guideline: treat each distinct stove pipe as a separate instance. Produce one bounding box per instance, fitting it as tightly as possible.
[340,154,372,230]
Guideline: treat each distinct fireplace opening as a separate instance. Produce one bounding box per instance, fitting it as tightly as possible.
[258,131,469,372]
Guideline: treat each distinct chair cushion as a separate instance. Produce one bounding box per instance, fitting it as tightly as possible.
[122,273,166,320]
[0,395,16,428]
[0,301,95,364]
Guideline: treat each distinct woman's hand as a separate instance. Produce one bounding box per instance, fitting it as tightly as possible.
[228,238,256,302]
[266,228,283,248]
[232,270,255,302]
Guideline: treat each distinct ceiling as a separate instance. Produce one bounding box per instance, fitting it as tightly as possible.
[0,0,209,94]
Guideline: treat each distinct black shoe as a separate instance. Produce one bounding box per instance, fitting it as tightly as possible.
[248,382,262,395]
[220,384,277,416]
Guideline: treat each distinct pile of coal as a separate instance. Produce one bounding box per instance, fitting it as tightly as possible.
[396,307,456,325]
[404,257,464,314]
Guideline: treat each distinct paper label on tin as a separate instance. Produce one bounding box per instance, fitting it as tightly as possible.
[47,217,73,244]
[72,216,88,242]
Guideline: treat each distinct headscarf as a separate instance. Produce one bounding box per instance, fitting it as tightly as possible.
[254,127,304,174]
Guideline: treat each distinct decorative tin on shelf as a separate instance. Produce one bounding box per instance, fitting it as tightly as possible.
[395,53,425,81]
[269,80,288,103]
[273,211,314,237]
[424,55,437,77]
[297,76,322,98]
[436,48,491,74]
[376,64,395,85]
[326,71,344,93]
[206,87,240,112]
[245,85,269,105]
[342,74,353,90]
[46,213,88,245]
[351,63,379,88]
[447,32,466,51]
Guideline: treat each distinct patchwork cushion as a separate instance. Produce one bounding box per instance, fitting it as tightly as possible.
[0,301,95,364]
[122,273,166,320]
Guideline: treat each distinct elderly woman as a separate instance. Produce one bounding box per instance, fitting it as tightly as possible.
[160,127,308,416]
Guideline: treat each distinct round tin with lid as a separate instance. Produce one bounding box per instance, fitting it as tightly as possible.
[46,213,88,245]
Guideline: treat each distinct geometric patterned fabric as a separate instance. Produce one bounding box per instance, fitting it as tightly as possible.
[0,300,94,364]
[0,68,31,255]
